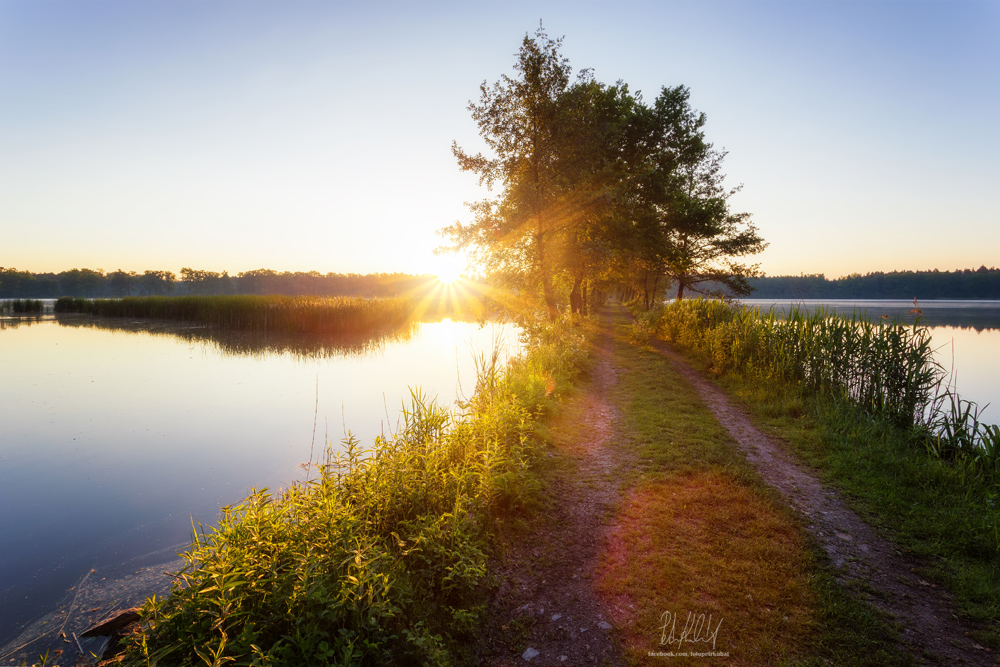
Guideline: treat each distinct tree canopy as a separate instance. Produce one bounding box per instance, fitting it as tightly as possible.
[440,26,766,315]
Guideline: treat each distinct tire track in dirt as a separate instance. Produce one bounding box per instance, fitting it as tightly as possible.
[646,335,998,666]
[478,313,628,666]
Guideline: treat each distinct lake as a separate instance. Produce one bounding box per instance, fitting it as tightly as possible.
[0,310,519,664]
[739,299,1000,423]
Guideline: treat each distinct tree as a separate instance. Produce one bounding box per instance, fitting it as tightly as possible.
[627,86,766,301]
[107,269,137,296]
[58,268,103,297]
[442,25,573,319]
[444,30,766,314]
[548,75,640,314]
[138,270,176,296]
[662,147,766,299]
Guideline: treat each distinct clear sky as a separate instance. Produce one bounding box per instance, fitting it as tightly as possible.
[1,0,997,279]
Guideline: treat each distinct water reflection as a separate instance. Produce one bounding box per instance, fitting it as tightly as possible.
[0,315,45,330]
[0,314,518,665]
[54,313,422,361]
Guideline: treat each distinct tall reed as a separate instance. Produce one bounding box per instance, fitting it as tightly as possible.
[55,295,414,337]
[637,299,1000,476]
[119,317,588,666]
[1,298,43,314]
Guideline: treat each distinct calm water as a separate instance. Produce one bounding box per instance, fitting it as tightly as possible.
[0,313,519,662]
[740,299,1000,421]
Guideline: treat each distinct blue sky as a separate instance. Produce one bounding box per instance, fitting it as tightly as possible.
[1,0,997,278]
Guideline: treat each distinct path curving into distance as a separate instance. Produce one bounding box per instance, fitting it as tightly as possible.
[646,333,998,666]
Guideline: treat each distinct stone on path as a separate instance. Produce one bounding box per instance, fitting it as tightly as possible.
[522,647,540,661]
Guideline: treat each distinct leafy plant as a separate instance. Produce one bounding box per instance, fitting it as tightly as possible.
[118,315,589,666]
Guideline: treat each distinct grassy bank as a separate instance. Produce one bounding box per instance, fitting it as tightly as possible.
[55,295,414,336]
[633,299,1000,647]
[117,317,588,666]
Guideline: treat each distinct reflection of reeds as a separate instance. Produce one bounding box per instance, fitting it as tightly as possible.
[0,316,43,330]
[55,313,419,361]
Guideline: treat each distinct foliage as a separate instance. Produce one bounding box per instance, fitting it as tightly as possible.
[441,28,766,317]
[638,298,942,427]
[443,25,574,319]
[624,88,766,302]
[1,266,490,301]
[118,316,589,667]
[643,299,1000,478]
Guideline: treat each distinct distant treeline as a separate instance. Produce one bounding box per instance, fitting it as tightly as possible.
[746,266,1000,300]
[0,267,446,299]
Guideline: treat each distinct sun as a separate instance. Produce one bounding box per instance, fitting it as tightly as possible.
[436,268,462,284]
[433,255,465,285]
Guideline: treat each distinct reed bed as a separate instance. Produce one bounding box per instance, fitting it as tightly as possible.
[1,298,43,314]
[636,299,1000,476]
[54,295,414,336]
[118,317,588,667]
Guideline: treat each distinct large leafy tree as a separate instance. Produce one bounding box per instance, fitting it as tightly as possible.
[443,30,766,315]
[441,25,574,319]
[548,76,639,314]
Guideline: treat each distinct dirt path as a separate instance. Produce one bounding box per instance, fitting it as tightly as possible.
[646,335,998,666]
[478,317,628,666]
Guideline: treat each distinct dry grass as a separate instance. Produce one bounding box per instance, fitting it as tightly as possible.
[596,471,816,666]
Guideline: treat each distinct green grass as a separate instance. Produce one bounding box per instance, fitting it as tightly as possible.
[727,381,1000,647]
[637,299,1000,649]
[604,310,909,665]
[117,316,590,667]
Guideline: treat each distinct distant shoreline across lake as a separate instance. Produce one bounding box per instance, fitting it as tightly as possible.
[744,267,1000,300]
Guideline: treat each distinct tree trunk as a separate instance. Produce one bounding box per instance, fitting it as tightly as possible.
[581,280,588,316]
[570,275,583,314]
[677,280,685,300]
[542,275,558,320]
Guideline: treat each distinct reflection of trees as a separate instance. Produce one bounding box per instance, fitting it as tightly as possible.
[55,315,422,361]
